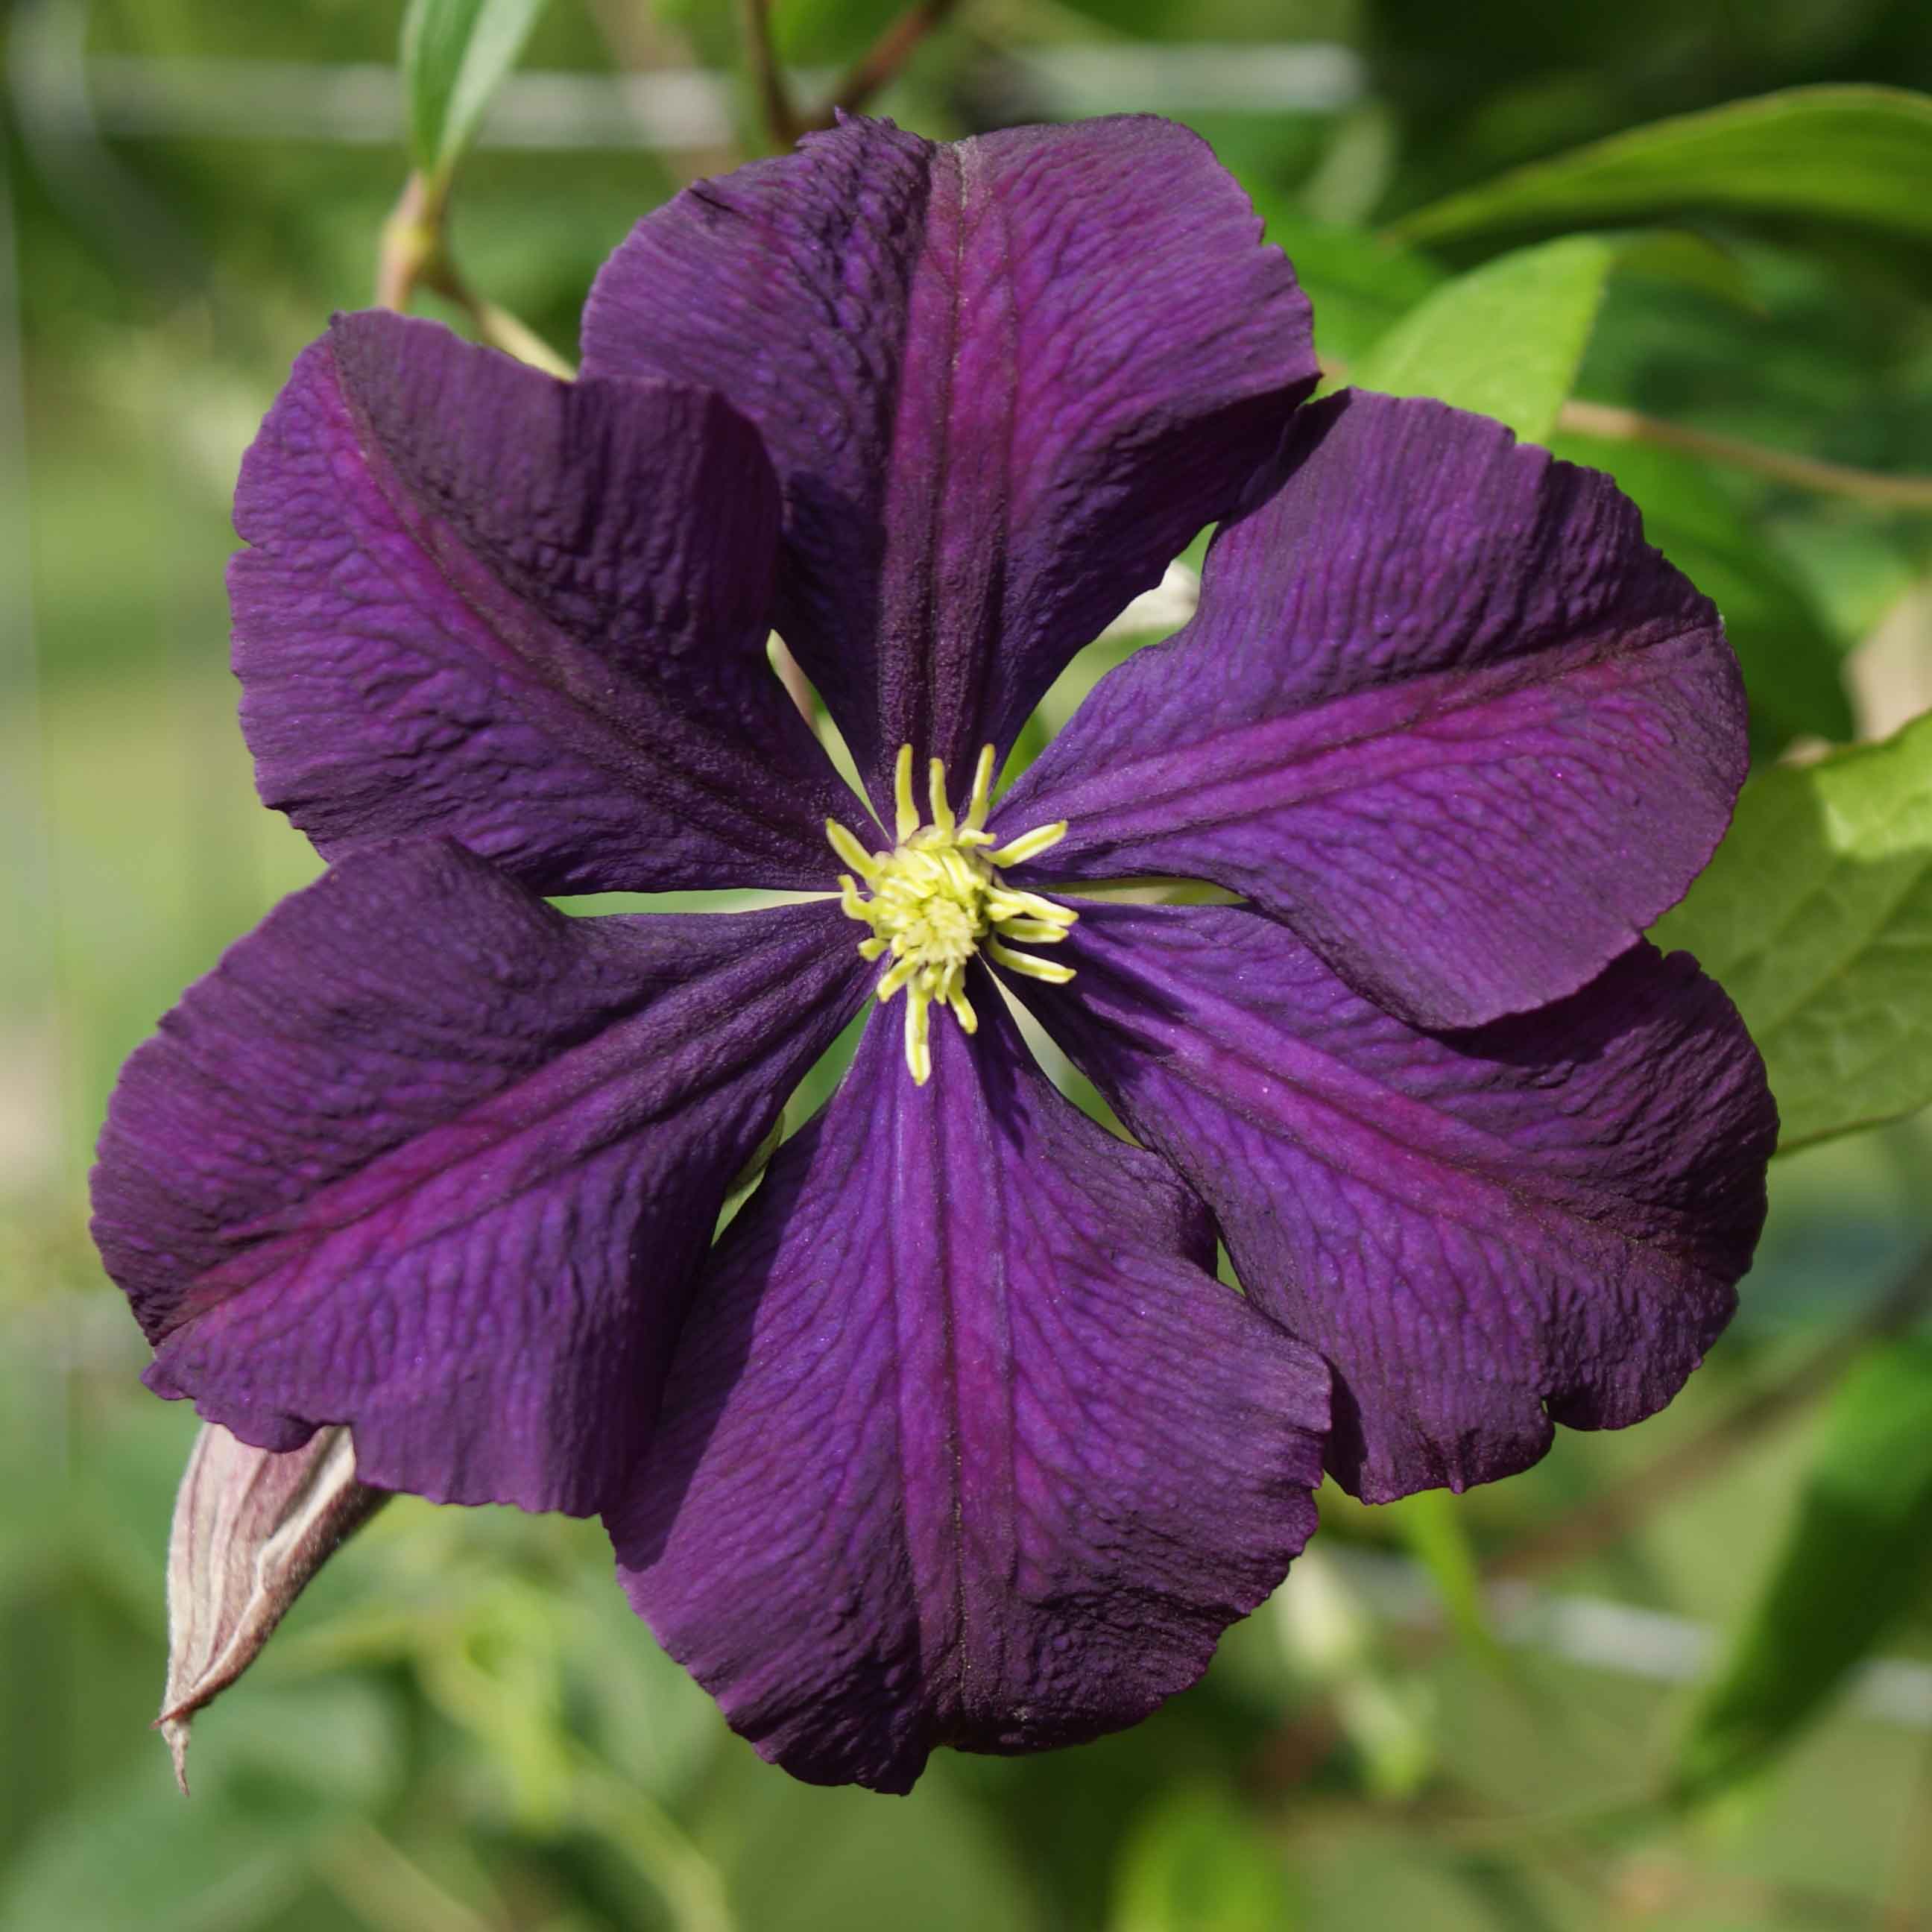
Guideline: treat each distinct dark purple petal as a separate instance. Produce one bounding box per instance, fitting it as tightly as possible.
[1011,901,1775,1503]
[581,115,1316,811]
[92,840,868,1515]
[232,311,864,894]
[997,390,1748,1029]
[610,993,1328,1793]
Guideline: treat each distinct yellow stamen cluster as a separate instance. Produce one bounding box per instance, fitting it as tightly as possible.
[828,745,1076,1084]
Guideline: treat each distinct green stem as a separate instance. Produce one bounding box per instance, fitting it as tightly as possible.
[376,169,575,381]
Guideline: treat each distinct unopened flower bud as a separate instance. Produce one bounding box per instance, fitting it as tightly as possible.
[159,1422,386,1793]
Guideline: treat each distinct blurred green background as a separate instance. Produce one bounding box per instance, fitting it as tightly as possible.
[5,0,1932,1926]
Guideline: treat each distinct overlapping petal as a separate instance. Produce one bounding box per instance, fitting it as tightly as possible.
[92,840,869,1515]
[231,311,864,894]
[581,115,1316,809]
[997,390,1748,1029]
[1011,901,1775,1503]
[610,992,1329,1793]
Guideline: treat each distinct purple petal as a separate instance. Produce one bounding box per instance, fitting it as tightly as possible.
[92,841,868,1515]
[581,116,1316,810]
[232,312,865,894]
[610,993,1329,1793]
[1011,902,1775,1503]
[997,391,1748,1029]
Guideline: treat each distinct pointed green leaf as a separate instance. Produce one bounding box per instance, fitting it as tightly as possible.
[1675,1339,1932,1805]
[1651,709,1932,1151]
[400,0,548,185]
[1349,230,1750,446]
[1350,235,1617,444]
[1395,86,1932,250]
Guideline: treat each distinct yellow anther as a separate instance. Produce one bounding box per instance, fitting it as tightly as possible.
[903,987,934,1086]
[962,745,997,833]
[894,744,920,844]
[830,743,1079,1084]
[988,821,1069,869]
[994,918,1072,944]
[986,940,1076,985]
[927,757,955,835]
[827,820,882,881]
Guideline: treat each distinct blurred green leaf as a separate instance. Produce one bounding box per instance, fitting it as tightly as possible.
[1553,430,1854,750]
[772,0,906,66]
[1675,1338,1932,1805]
[1389,1492,1506,1673]
[0,1778,307,1932]
[1394,86,1932,250]
[1651,709,1932,1149]
[1351,235,1617,443]
[1110,1784,1299,1932]
[695,1751,1042,1932]
[400,0,549,185]
[1272,1551,1438,1799]
[1350,230,1754,443]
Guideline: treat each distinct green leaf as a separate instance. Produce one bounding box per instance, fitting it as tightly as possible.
[771,0,906,66]
[1674,1339,1932,1806]
[400,0,548,185]
[1394,86,1932,250]
[1349,235,1618,444]
[1110,1784,1300,1932]
[1651,709,1932,1151]
[0,1778,306,1932]
[1551,430,1854,751]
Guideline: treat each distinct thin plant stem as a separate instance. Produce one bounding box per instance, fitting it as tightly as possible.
[1559,397,1932,512]
[1881,1727,1932,1932]
[375,171,575,380]
[1489,1240,1932,1582]
[738,0,801,149]
[311,1821,502,1932]
[1318,353,1932,513]
[812,0,962,125]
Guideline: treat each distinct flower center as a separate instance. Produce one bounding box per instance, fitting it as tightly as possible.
[827,745,1077,1085]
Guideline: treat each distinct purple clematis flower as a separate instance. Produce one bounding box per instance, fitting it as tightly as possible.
[92,114,1777,1794]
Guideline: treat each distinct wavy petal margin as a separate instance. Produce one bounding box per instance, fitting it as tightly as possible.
[1015,902,1775,1501]
[93,842,868,1514]
[583,115,1316,812]
[999,391,1748,1029]
[610,993,1328,1790]
[233,312,864,894]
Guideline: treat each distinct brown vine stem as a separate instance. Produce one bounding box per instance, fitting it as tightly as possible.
[739,0,802,150]
[810,0,961,127]
[1558,398,1932,512]
[1488,1240,1932,1582]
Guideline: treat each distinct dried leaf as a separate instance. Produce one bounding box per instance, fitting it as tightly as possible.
[159,1423,387,1793]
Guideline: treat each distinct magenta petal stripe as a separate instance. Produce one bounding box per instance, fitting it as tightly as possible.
[92,840,870,1515]
[231,311,866,895]
[610,991,1330,1793]
[581,115,1316,811]
[1012,901,1775,1503]
[996,389,1749,1030]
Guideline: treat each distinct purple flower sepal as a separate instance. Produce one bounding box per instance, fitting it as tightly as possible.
[92,113,1775,1795]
